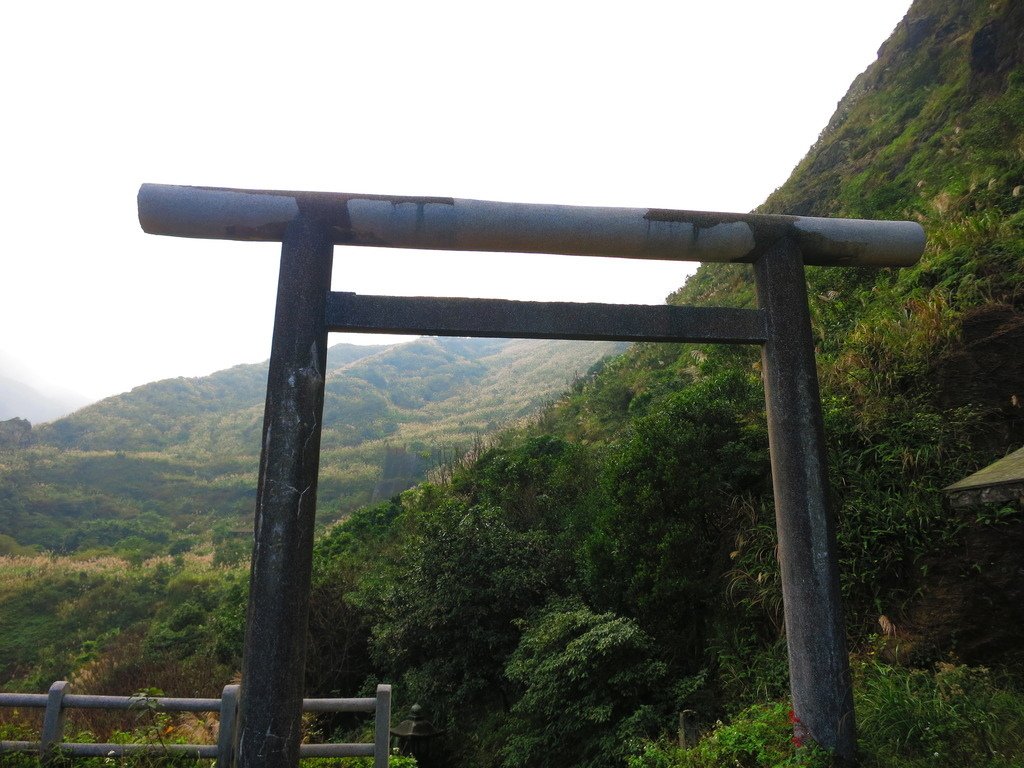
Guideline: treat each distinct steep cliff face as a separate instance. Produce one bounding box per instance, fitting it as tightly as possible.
[763,0,1024,221]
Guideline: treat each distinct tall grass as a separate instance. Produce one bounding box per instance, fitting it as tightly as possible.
[628,660,1024,768]
[855,659,1024,767]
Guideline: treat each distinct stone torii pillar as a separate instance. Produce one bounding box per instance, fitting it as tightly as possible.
[138,183,924,766]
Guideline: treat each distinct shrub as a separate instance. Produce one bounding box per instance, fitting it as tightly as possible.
[626,702,829,768]
[500,600,667,768]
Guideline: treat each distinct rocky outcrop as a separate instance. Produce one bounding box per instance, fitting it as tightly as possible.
[969,0,1024,91]
[0,417,32,449]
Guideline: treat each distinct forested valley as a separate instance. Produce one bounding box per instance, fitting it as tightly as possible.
[4,0,1024,765]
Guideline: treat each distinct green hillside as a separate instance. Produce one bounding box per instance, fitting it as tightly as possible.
[0,337,622,558]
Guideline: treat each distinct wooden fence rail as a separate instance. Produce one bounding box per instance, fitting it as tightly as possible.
[0,680,391,768]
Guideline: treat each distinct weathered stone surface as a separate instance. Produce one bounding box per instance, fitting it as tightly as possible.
[933,304,1024,449]
[909,517,1024,665]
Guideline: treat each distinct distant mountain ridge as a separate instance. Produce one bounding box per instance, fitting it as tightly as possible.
[0,376,89,424]
[0,336,624,556]
[35,342,388,452]
[33,337,620,454]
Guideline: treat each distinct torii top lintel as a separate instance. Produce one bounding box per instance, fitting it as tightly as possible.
[138,184,925,268]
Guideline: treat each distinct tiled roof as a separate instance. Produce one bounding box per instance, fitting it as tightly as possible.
[945,447,1024,492]
[944,447,1024,508]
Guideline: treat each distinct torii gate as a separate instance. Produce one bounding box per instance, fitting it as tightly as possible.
[138,183,924,767]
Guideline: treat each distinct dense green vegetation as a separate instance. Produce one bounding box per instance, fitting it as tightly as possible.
[4,0,1024,765]
[0,555,243,695]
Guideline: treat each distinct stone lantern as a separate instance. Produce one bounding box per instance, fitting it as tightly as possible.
[390,703,444,766]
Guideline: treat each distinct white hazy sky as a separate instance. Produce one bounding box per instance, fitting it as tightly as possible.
[1,1,913,405]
